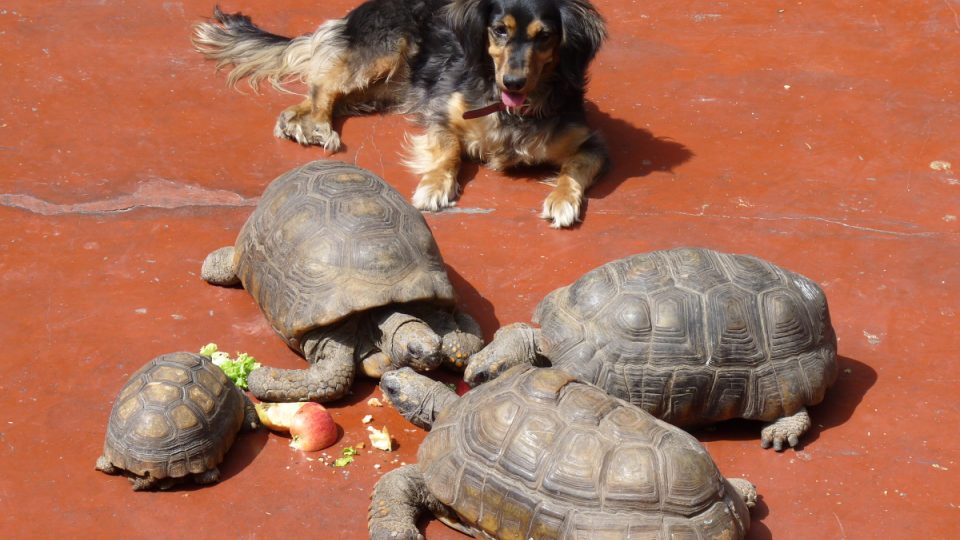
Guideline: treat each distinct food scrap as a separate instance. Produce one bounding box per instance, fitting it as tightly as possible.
[333,446,359,467]
[367,426,393,452]
[362,414,373,424]
[367,398,383,407]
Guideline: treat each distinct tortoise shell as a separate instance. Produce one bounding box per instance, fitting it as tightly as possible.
[534,247,837,426]
[419,366,750,538]
[231,160,454,349]
[100,352,246,481]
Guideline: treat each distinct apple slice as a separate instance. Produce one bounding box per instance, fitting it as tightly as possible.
[254,402,307,432]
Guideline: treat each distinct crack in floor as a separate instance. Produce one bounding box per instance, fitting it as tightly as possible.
[0,179,259,216]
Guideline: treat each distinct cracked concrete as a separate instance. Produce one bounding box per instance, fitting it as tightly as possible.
[0,179,257,216]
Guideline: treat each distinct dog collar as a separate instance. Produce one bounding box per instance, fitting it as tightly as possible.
[462,102,506,119]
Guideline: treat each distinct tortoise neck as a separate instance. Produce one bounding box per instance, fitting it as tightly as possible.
[409,379,458,430]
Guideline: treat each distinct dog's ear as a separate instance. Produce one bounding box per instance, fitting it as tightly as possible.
[446,0,492,67]
[557,0,606,85]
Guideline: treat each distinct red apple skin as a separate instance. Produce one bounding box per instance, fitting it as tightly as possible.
[289,403,339,451]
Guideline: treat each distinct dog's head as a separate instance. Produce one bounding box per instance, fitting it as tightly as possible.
[448,0,606,110]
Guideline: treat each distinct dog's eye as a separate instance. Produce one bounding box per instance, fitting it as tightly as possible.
[490,25,509,38]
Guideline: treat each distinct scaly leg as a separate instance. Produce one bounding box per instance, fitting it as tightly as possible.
[760,407,812,451]
[247,320,357,402]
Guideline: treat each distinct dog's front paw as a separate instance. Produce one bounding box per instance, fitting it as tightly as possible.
[274,111,342,152]
[540,184,582,228]
[412,176,458,212]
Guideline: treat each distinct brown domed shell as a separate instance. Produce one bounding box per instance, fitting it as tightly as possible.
[533,248,838,426]
[231,160,455,349]
[101,352,246,480]
[418,366,749,539]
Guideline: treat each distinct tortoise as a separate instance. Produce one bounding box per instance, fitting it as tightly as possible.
[371,365,756,539]
[95,352,259,490]
[201,160,483,403]
[465,247,838,451]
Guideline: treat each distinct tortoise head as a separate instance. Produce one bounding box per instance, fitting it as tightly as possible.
[379,367,458,430]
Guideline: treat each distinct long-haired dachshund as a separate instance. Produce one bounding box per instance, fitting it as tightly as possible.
[193,0,607,228]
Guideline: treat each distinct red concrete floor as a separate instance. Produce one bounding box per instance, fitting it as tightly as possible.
[1,0,958,538]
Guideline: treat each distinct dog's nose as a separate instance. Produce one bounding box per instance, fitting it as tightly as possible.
[502,74,526,92]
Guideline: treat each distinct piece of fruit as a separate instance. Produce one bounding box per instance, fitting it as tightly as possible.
[254,402,307,432]
[367,426,392,452]
[289,403,339,451]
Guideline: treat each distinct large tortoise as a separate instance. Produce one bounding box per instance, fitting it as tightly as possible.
[371,365,756,539]
[201,160,483,403]
[95,352,259,490]
[465,247,838,451]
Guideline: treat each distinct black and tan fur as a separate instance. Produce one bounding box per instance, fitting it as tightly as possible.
[193,0,607,228]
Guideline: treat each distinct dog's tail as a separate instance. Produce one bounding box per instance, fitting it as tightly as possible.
[192,6,344,92]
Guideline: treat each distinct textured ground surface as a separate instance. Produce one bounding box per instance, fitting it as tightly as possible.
[2,1,958,538]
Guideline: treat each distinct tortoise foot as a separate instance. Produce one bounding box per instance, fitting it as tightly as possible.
[760,407,811,451]
[727,478,757,509]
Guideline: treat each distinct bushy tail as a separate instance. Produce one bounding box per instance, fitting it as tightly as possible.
[192,7,330,92]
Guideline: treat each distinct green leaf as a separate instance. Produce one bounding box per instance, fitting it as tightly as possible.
[342,446,358,457]
[199,343,219,358]
[202,345,261,390]
[333,456,354,467]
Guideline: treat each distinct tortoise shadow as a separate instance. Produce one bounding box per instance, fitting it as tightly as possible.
[218,424,270,483]
[694,355,877,449]
[746,496,773,540]
[159,421,269,492]
[445,264,500,342]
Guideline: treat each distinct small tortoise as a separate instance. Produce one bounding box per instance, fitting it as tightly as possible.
[202,160,483,403]
[371,365,756,539]
[96,352,259,490]
[466,247,838,451]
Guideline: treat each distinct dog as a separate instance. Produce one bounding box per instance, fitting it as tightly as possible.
[193,0,607,228]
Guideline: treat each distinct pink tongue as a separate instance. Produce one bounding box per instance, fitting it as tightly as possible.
[501,92,526,108]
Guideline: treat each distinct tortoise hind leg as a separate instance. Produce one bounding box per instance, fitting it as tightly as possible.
[760,407,811,451]
[95,455,118,475]
[726,477,758,509]
[193,467,221,486]
[247,321,358,402]
[130,474,165,491]
[200,246,240,287]
[369,464,448,540]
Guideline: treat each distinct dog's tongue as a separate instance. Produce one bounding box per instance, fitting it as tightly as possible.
[501,91,526,108]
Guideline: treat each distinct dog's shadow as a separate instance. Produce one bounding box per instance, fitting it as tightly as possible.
[470,101,694,218]
[585,101,695,199]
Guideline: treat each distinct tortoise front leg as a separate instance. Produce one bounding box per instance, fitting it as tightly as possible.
[412,307,485,371]
[247,321,357,402]
[760,407,812,451]
[464,322,542,386]
[369,464,448,540]
[238,390,261,431]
